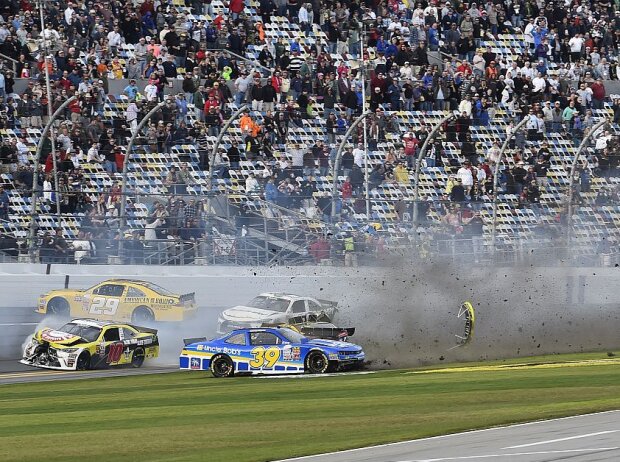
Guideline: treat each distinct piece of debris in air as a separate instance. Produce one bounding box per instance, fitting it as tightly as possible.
[448,301,476,351]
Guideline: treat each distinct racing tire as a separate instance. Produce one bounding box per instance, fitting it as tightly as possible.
[131,347,145,368]
[210,354,234,378]
[76,352,91,371]
[47,297,69,317]
[305,351,329,374]
[131,306,155,324]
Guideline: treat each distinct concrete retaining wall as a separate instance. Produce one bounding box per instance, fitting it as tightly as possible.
[1,264,618,366]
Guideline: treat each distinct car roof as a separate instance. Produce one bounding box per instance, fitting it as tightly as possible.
[68,318,120,328]
[100,279,152,286]
[229,326,292,335]
[258,292,307,301]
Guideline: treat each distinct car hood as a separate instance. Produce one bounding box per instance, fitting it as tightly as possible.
[37,328,84,345]
[220,306,284,322]
[306,338,361,351]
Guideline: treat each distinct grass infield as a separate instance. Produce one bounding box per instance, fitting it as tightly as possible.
[2,352,619,462]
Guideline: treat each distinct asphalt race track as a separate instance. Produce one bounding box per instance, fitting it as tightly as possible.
[279,410,620,462]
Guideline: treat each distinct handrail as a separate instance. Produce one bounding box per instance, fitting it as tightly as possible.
[0,51,18,74]
[223,50,272,75]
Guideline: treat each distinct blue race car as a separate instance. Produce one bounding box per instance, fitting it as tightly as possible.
[179,327,365,377]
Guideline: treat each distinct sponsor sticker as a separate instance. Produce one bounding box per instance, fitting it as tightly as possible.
[191,358,201,370]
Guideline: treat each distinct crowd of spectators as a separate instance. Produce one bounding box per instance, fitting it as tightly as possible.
[0,0,619,263]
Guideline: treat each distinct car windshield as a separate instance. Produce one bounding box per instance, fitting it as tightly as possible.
[246,296,289,312]
[59,323,101,343]
[278,328,307,344]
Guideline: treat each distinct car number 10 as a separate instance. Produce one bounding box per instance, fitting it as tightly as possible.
[249,346,280,368]
[90,297,120,315]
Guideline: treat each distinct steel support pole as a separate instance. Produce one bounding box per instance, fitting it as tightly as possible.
[490,116,529,251]
[38,2,61,217]
[411,113,456,226]
[207,104,249,192]
[330,111,372,219]
[28,95,77,262]
[119,100,167,233]
[567,118,609,247]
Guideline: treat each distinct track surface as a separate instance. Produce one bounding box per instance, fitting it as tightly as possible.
[0,305,222,383]
[280,411,620,462]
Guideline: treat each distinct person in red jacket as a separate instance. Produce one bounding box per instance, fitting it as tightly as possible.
[591,78,606,110]
[403,132,419,168]
[228,0,244,19]
[341,177,353,200]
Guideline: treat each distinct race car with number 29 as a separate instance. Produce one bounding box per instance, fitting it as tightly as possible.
[180,327,365,377]
[36,279,196,324]
[21,319,159,371]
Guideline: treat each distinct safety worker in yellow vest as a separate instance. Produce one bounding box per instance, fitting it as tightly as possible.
[343,234,357,267]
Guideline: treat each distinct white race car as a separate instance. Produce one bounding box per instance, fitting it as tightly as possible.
[217,293,338,334]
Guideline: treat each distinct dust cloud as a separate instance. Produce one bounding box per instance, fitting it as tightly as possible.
[315,263,620,368]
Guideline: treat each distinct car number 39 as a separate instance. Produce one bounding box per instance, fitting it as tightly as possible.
[249,346,280,368]
[89,297,120,315]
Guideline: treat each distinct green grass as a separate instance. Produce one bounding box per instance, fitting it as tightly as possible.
[2,352,620,462]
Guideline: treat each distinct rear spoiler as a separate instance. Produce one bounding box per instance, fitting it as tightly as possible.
[316,299,338,308]
[179,292,195,303]
[130,325,158,335]
[301,326,355,340]
[183,337,207,346]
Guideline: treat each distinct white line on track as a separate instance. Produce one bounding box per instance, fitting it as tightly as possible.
[503,430,620,449]
[402,447,620,462]
[0,323,39,326]
[277,410,620,461]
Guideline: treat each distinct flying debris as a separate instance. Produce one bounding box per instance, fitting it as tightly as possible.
[450,301,475,349]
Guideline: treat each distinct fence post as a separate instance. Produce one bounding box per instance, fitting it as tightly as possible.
[566,118,609,246]
[330,111,372,220]
[28,95,78,262]
[207,104,249,192]
[411,112,456,226]
[490,116,529,253]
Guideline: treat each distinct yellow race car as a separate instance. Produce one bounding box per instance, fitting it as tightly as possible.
[36,279,197,323]
[21,319,159,370]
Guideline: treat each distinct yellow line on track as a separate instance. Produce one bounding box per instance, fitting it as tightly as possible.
[407,358,620,374]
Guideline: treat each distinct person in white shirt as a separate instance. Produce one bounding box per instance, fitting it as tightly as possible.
[523,18,535,49]
[298,4,310,32]
[64,4,75,26]
[353,143,365,168]
[56,132,72,152]
[72,231,91,264]
[87,143,102,163]
[107,26,123,54]
[245,174,260,195]
[125,100,139,134]
[457,162,474,195]
[568,34,584,61]
[144,82,158,102]
[400,62,413,80]
[531,71,546,95]
[458,97,472,117]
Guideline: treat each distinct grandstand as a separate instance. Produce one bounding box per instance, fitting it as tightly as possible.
[0,0,618,266]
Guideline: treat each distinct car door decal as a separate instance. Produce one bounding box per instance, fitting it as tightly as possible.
[107,342,124,363]
[249,346,280,368]
[89,297,120,315]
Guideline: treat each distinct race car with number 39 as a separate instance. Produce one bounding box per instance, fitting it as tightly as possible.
[21,319,159,371]
[180,327,365,377]
[36,279,196,324]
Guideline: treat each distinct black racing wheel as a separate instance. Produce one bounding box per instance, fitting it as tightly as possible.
[210,354,234,378]
[76,352,91,371]
[305,351,329,374]
[131,347,145,368]
[47,297,69,317]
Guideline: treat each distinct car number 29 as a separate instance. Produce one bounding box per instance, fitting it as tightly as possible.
[89,297,120,315]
